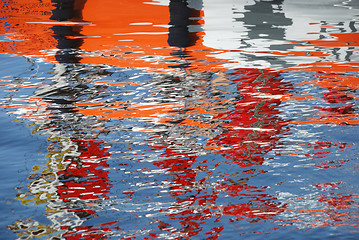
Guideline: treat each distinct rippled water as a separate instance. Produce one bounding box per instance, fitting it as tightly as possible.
[0,0,359,239]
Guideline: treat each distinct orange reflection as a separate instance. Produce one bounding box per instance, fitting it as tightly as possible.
[0,0,57,59]
[292,32,359,48]
[0,0,230,71]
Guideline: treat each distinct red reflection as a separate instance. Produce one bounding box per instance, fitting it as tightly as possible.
[310,182,359,228]
[146,69,289,238]
[56,139,112,239]
[318,194,354,210]
[207,69,288,167]
[57,139,111,201]
[62,226,111,240]
[305,142,350,169]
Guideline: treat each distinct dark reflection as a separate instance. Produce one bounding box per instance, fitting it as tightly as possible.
[168,0,198,48]
[52,25,83,63]
[168,0,202,68]
[51,0,87,21]
[51,0,87,63]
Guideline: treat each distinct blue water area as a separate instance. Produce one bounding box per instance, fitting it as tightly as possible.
[0,111,49,240]
[0,0,359,239]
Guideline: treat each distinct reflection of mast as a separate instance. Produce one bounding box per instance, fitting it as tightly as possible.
[168,0,197,48]
[167,0,202,69]
[51,0,87,63]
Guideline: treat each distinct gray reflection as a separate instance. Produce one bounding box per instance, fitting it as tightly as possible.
[234,0,295,67]
[236,0,292,41]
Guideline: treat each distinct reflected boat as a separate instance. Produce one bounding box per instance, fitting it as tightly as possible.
[0,0,358,239]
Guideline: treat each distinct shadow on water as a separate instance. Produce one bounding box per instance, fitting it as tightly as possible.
[0,0,358,239]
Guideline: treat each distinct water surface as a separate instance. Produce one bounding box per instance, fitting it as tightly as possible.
[0,0,358,239]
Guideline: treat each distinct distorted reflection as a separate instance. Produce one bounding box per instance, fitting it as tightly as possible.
[50,0,87,63]
[0,0,358,239]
